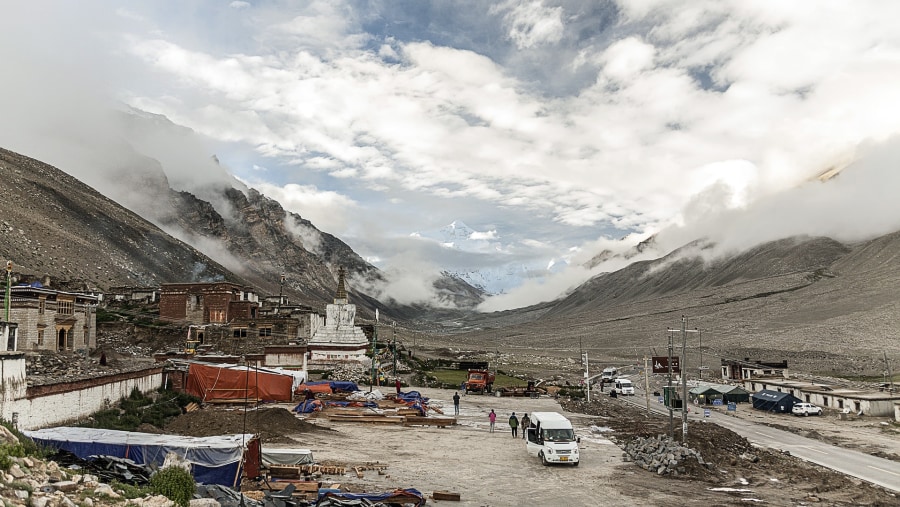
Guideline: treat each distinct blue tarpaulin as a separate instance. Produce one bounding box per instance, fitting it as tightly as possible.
[329,381,359,392]
[24,427,254,487]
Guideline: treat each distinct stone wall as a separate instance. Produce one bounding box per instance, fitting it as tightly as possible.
[0,353,162,430]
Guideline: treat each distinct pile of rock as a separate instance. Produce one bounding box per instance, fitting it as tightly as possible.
[0,456,175,507]
[622,434,710,476]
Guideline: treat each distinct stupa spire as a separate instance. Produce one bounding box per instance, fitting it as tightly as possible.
[335,266,348,303]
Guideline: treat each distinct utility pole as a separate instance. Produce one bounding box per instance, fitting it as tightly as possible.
[667,330,674,439]
[644,355,651,416]
[583,351,590,403]
[392,321,397,375]
[669,316,700,444]
[5,260,11,322]
[370,309,379,392]
[698,329,703,380]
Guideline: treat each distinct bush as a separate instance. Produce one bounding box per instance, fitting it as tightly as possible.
[0,419,47,459]
[110,480,151,500]
[149,466,195,507]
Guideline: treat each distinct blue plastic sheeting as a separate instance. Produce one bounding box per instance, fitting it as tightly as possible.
[299,380,359,393]
[396,391,429,404]
[329,381,359,393]
[315,488,426,506]
[294,399,322,413]
[24,427,253,487]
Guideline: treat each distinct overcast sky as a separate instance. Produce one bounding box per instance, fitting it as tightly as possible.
[3,1,900,311]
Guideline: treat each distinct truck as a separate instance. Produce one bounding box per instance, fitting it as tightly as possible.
[464,369,495,394]
[525,412,580,466]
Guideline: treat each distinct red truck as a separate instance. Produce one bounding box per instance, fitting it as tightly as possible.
[465,369,495,394]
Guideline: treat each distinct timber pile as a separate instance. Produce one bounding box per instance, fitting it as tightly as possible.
[268,464,347,477]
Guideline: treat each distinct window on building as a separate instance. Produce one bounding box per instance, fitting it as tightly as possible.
[39,298,46,314]
[854,401,861,412]
[259,327,272,337]
[37,329,44,346]
[233,328,248,338]
[58,300,74,315]
[822,396,829,407]
[210,310,225,323]
[837,399,844,409]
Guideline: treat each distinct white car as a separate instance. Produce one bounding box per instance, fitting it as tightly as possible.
[792,403,823,416]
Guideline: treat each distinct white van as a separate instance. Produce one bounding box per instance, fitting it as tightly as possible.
[600,367,618,381]
[613,378,635,395]
[525,412,580,466]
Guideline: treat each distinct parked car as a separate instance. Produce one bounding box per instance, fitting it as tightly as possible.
[792,403,823,416]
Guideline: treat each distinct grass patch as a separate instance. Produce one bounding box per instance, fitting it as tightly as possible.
[427,369,527,389]
[78,388,200,432]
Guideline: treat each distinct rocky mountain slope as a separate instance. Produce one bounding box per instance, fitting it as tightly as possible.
[0,148,238,290]
[0,147,482,321]
[441,232,900,377]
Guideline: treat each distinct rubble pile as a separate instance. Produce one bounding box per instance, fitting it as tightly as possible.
[327,363,371,384]
[0,456,172,507]
[622,435,711,476]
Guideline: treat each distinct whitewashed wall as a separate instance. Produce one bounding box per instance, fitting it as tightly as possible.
[0,353,162,430]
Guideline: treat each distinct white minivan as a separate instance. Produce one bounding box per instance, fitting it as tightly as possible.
[525,412,580,466]
[613,378,635,395]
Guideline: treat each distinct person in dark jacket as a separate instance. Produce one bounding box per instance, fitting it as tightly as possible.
[509,412,519,437]
[520,413,531,439]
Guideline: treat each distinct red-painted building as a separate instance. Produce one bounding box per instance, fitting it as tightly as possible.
[159,282,259,324]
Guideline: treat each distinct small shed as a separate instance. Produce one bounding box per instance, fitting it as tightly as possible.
[716,385,751,404]
[751,389,801,413]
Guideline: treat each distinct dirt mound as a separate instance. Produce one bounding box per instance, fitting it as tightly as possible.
[164,406,330,444]
[561,397,899,505]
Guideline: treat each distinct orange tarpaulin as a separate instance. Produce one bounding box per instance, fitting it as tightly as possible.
[186,362,294,402]
[295,383,334,394]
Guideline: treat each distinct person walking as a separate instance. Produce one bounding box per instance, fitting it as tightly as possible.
[488,409,496,432]
[520,413,531,439]
[453,391,460,415]
[509,412,519,438]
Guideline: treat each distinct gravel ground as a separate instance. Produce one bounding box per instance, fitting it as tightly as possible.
[160,385,899,506]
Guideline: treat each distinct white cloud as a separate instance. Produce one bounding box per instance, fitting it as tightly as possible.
[492,0,565,50]
[5,2,900,310]
[240,180,360,235]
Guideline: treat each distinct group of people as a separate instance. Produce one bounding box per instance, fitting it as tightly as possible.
[450,392,531,438]
[488,409,531,438]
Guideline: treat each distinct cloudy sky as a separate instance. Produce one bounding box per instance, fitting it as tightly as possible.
[3,1,900,310]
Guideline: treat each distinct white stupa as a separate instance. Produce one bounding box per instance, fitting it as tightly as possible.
[307,266,370,363]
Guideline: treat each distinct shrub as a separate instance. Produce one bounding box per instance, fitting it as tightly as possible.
[149,466,195,507]
[110,480,151,500]
[0,419,46,459]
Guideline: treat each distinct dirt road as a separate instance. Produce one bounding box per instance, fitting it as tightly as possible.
[246,387,899,506]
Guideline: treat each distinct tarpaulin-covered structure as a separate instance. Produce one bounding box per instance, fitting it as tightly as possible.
[261,448,314,466]
[751,389,801,413]
[24,427,257,488]
[716,385,751,404]
[395,391,429,416]
[186,362,294,402]
[688,386,722,405]
[295,380,361,396]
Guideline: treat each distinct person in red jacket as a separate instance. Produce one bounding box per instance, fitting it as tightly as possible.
[395,378,402,395]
